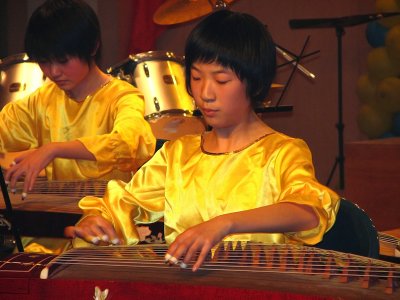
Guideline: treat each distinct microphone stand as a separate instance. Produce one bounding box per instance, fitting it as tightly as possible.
[289,12,400,190]
[328,26,345,189]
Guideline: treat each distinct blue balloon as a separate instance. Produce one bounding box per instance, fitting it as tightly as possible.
[366,21,389,48]
[392,112,400,135]
[380,131,396,138]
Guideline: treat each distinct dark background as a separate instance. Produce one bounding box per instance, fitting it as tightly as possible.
[0,0,378,192]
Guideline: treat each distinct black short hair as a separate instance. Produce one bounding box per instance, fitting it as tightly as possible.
[184,10,276,107]
[24,0,101,63]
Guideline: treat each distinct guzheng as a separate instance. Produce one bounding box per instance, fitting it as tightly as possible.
[1,179,400,258]
[1,179,107,213]
[0,179,107,237]
[0,242,399,299]
[379,231,400,259]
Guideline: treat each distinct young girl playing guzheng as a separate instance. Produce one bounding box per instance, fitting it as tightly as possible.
[65,9,340,272]
[0,0,156,196]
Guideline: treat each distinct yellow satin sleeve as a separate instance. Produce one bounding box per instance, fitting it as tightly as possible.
[77,132,340,246]
[0,79,156,181]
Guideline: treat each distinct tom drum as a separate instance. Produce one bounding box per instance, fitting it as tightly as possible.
[108,51,205,140]
[0,53,46,110]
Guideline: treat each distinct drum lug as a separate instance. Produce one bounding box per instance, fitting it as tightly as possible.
[143,63,150,78]
[153,97,160,111]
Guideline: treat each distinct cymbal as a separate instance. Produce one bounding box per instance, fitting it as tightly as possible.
[271,83,284,88]
[153,0,235,25]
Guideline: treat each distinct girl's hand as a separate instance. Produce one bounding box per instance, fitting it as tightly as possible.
[5,146,55,196]
[64,215,121,245]
[165,216,231,272]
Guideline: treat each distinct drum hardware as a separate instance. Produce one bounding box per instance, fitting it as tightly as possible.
[115,69,133,84]
[153,96,161,112]
[270,83,284,89]
[8,82,24,93]
[106,57,135,84]
[143,63,150,77]
[255,105,293,114]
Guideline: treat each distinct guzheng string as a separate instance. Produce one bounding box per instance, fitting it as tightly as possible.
[379,233,400,257]
[4,179,400,259]
[1,243,399,299]
[379,233,400,247]
[0,179,108,213]
[10,178,108,198]
[39,243,400,282]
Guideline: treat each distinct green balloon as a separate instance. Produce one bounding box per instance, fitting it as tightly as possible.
[376,76,400,113]
[367,47,400,82]
[356,74,377,105]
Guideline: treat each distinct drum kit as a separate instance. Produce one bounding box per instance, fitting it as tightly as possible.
[107,50,207,140]
[0,0,287,140]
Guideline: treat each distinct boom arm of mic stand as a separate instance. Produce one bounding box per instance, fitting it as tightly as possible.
[289,12,400,29]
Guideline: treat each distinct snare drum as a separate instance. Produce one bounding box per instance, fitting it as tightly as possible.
[109,51,205,140]
[0,53,46,109]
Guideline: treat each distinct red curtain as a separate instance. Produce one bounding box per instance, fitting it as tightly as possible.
[128,0,167,55]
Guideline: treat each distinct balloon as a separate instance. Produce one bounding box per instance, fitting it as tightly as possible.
[380,131,397,138]
[385,24,400,64]
[367,47,400,82]
[376,76,400,113]
[357,104,392,138]
[392,111,400,135]
[376,0,400,28]
[356,74,377,105]
[366,21,389,47]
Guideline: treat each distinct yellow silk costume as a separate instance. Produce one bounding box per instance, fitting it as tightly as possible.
[78,132,340,247]
[0,78,156,181]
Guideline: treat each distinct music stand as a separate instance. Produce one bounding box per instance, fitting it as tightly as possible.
[275,37,317,108]
[289,12,400,190]
[0,167,24,252]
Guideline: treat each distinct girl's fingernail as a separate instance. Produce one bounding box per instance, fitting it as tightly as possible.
[170,256,178,264]
[164,253,172,262]
[111,238,120,245]
[91,237,100,244]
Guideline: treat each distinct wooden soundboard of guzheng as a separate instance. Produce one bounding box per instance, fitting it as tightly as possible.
[0,242,399,299]
[0,179,107,214]
[0,180,107,237]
